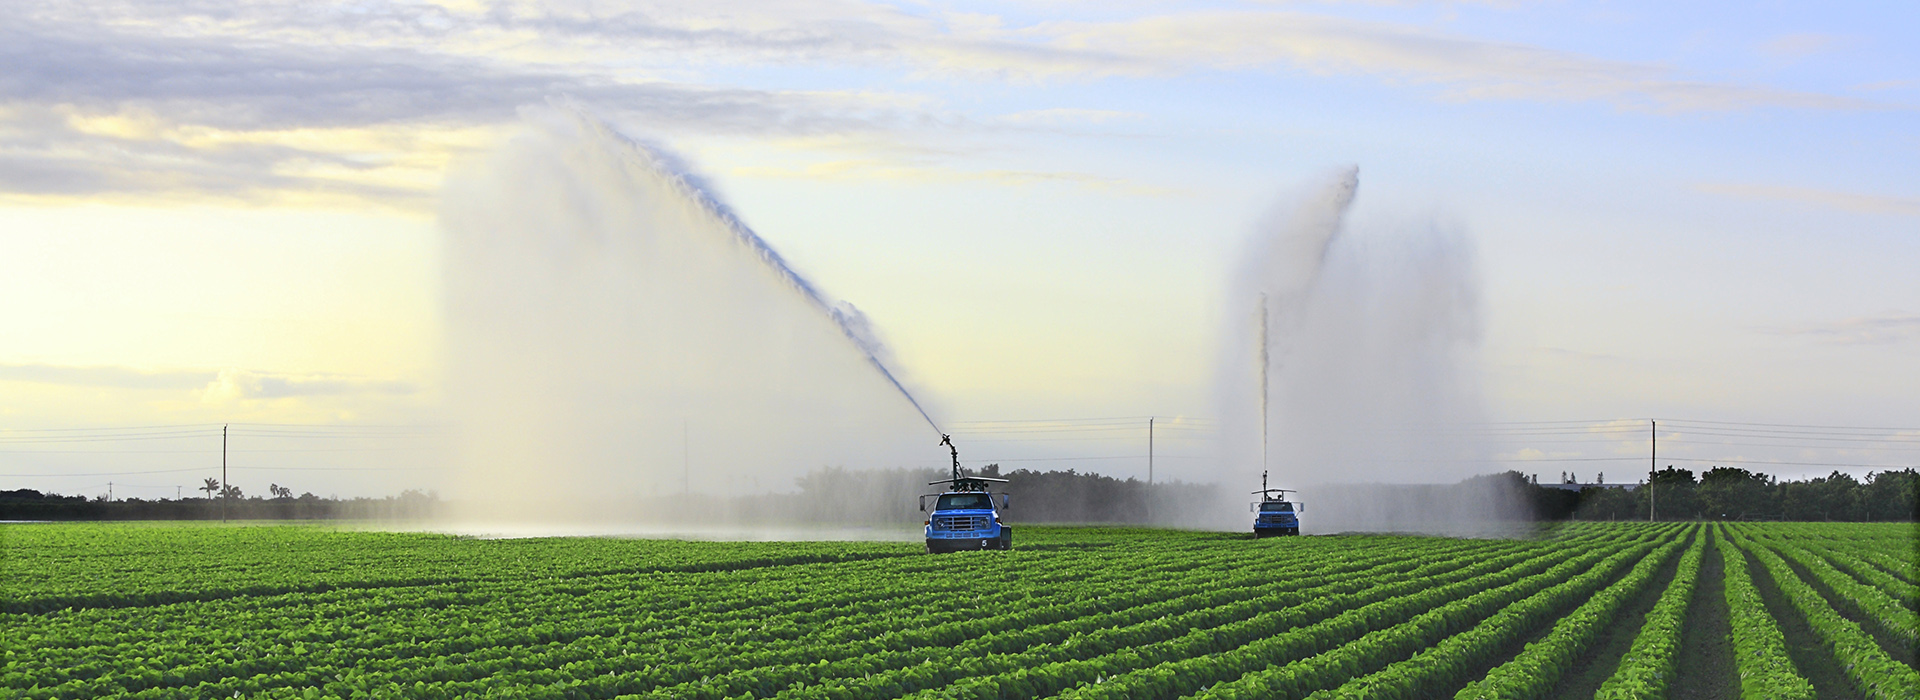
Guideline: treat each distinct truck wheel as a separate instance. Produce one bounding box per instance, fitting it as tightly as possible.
[998,528,1013,551]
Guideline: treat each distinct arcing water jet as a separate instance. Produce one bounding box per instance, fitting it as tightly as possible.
[438,106,939,526]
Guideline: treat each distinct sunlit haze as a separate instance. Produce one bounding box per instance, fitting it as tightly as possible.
[3,0,1915,504]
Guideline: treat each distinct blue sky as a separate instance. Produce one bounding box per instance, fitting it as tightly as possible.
[1,0,1915,497]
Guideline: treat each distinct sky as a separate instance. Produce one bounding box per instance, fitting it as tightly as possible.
[1,0,1916,499]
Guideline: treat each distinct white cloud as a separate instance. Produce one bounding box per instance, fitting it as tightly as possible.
[200,369,419,402]
[0,363,212,390]
[924,12,1878,112]
[1695,182,1920,217]
[730,158,1179,194]
[1764,314,1920,346]
[0,363,421,399]
[0,0,1885,205]
[999,108,1145,125]
[1758,33,1849,59]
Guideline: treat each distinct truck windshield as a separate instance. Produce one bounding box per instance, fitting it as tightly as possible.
[1260,502,1294,512]
[936,494,995,510]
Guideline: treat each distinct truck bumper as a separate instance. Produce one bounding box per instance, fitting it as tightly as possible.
[925,527,1012,553]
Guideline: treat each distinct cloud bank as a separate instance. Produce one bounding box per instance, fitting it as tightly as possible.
[1,0,1881,206]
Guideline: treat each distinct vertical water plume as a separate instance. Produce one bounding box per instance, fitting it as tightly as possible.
[1257,292,1269,472]
[1216,168,1515,534]
[437,105,938,527]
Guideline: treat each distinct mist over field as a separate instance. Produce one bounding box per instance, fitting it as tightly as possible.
[437,107,936,527]
[436,108,1514,536]
[1212,169,1509,534]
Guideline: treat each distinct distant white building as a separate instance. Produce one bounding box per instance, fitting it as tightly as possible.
[1535,471,1641,491]
[1539,482,1640,492]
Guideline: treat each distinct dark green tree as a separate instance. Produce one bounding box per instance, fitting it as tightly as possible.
[1699,467,1772,520]
[1648,466,1700,519]
[1780,471,1863,521]
[1861,469,1917,521]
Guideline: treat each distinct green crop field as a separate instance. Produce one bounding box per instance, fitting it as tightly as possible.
[4,522,1915,700]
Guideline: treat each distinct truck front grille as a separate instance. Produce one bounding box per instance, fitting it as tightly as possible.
[933,515,991,531]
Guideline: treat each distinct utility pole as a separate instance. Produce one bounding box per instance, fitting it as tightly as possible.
[107,481,113,501]
[1147,417,1155,524]
[176,485,182,500]
[222,424,228,523]
[1649,420,1656,523]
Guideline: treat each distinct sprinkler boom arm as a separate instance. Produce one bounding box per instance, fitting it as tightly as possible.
[941,434,961,483]
[930,434,1005,493]
[1252,470,1297,501]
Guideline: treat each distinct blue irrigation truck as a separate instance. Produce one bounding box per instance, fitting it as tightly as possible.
[1251,471,1303,537]
[920,435,1013,553]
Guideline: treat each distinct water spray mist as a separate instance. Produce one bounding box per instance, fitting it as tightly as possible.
[439,105,941,526]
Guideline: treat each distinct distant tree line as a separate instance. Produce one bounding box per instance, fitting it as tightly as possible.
[978,464,1222,526]
[10,465,1909,524]
[0,487,439,521]
[776,464,1224,527]
[1508,467,1917,522]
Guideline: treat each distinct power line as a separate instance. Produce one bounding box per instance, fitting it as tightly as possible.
[1354,455,1918,471]
[0,423,219,432]
[225,465,435,471]
[0,446,222,452]
[1655,418,1920,432]
[949,415,1213,424]
[1347,426,1644,434]
[958,434,1213,443]
[227,421,446,428]
[1655,429,1919,444]
[973,455,1204,462]
[0,467,212,477]
[0,447,435,454]
[1655,442,1920,452]
[1660,457,1917,469]
[0,433,225,444]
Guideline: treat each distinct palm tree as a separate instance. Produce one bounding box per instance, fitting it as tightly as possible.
[200,478,220,499]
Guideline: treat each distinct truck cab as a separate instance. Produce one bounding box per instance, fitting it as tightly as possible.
[1250,471,1303,537]
[922,489,1011,553]
[920,433,1013,553]
[1252,499,1300,537]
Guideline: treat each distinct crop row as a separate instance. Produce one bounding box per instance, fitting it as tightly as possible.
[3,527,918,614]
[1761,538,1916,647]
[9,533,1518,698]
[1820,549,1918,610]
[1591,523,1708,700]
[1301,525,1690,700]
[1438,524,1698,700]
[14,544,1221,693]
[4,521,1758,700]
[515,535,1506,700]
[8,529,1623,699]
[1720,523,1816,700]
[1174,527,1672,700]
[1730,528,1918,700]
[671,537,1533,700]
[1740,524,1916,584]
[1736,525,1917,605]
[871,538,1585,700]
